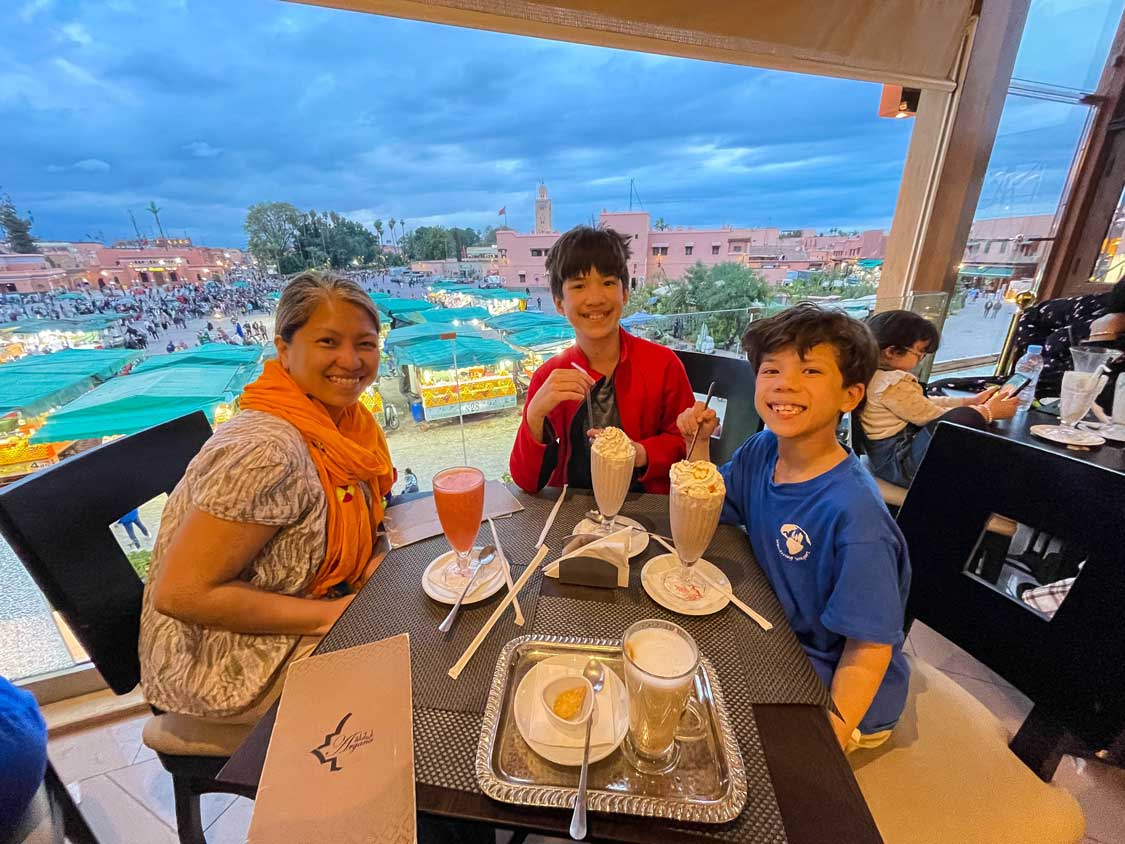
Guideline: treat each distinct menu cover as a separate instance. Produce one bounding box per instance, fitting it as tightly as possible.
[382,480,523,547]
[247,635,416,844]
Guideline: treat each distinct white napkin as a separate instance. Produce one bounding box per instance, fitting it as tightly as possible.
[527,663,615,748]
[544,527,631,586]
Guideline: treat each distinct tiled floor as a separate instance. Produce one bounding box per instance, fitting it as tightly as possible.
[47,622,1125,844]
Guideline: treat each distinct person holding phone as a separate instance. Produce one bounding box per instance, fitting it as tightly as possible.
[858,310,1020,486]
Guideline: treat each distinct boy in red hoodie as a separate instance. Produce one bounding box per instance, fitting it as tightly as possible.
[509,226,694,494]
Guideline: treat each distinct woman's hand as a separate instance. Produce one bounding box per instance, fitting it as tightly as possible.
[966,386,998,405]
[316,593,356,635]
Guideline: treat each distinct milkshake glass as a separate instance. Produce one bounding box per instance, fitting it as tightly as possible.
[664,460,726,603]
[590,427,635,533]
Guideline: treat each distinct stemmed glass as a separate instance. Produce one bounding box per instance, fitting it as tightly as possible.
[432,466,485,589]
[590,448,633,535]
[662,486,724,603]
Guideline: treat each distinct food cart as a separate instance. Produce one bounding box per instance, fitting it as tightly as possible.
[393,336,521,422]
[506,324,577,394]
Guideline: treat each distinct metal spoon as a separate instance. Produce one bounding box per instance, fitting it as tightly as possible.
[437,545,496,633]
[570,659,606,841]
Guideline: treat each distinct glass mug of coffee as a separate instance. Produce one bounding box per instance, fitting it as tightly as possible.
[620,619,700,774]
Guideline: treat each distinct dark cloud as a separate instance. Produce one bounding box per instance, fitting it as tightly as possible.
[1,0,1086,247]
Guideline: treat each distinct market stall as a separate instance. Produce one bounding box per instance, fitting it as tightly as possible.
[0,315,127,357]
[383,323,487,355]
[485,310,566,333]
[465,288,528,316]
[374,297,437,328]
[392,335,521,422]
[505,324,577,392]
[398,306,491,327]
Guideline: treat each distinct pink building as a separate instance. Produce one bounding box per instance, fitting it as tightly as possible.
[495,200,887,291]
[0,254,67,293]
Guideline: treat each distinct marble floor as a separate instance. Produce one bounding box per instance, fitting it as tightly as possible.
[47,622,1124,844]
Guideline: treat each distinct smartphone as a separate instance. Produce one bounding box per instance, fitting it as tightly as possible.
[999,373,1032,397]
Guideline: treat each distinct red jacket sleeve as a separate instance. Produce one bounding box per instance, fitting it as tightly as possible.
[636,352,694,487]
[509,364,553,493]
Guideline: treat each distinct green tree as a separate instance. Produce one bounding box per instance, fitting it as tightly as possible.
[480,225,499,246]
[653,217,668,231]
[244,202,300,270]
[0,193,38,253]
[373,219,384,246]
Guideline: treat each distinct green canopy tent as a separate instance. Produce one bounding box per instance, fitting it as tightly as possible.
[484,311,565,332]
[394,336,520,369]
[426,282,465,294]
[31,363,255,443]
[369,292,391,301]
[958,265,1017,279]
[383,324,486,354]
[375,298,436,316]
[507,324,576,352]
[0,348,144,417]
[469,289,529,304]
[130,343,264,374]
[399,307,491,326]
[55,292,87,301]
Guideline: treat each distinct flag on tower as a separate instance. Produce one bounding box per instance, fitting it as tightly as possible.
[498,207,506,216]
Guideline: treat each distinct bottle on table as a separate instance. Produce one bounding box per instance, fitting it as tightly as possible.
[1012,344,1045,413]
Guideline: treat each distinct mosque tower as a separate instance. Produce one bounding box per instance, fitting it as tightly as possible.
[534,183,552,234]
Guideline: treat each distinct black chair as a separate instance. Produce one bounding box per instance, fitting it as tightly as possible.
[850,421,1120,843]
[673,350,761,465]
[0,412,253,844]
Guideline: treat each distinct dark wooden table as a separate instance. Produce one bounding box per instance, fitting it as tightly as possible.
[218,513,883,844]
[992,407,1125,473]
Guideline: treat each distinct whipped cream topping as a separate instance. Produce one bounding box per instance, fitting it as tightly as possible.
[670,460,726,499]
[591,426,634,462]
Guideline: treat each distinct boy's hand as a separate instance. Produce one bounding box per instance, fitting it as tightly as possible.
[676,402,719,447]
[525,368,595,441]
[586,428,648,468]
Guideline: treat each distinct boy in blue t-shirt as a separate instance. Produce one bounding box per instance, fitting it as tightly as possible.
[677,304,911,751]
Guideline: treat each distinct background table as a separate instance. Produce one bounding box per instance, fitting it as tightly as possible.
[219,489,882,844]
[992,407,1124,473]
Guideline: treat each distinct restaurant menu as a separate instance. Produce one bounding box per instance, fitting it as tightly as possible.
[382,480,523,547]
[247,635,416,844]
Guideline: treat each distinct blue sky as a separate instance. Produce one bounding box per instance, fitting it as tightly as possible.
[2,0,1118,248]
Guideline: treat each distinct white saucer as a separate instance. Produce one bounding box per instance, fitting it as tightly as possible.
[513,655,628,766]
[422,549,504,605]
[1079,421,1125,442]
[1030,424,1106,447]
[640,554,731,616]
[574,516,650,558]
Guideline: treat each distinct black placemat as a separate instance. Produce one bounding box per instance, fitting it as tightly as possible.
[319,505,555,713]
[535,489,830,707]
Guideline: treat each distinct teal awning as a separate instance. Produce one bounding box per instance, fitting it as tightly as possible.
[131,343,264,374]
[470,289,528,301]
[427,282,466,293]
[507,324,576,351]
[31,363,251,443]
[369,292,391,301]
[394,336,520,369]
[485,311,565,332]
[959,265,1017,278]
[0,348,143,416]
[375,298,437,317]
[401,307,491,326]
[384,324,486,353]
[856,259,883,269]
[0,316,124,334]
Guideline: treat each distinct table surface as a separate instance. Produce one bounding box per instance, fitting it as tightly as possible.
[218,492,882,844]
[992,407,1124,473]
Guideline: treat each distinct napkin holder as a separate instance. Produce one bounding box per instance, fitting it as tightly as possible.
[546,527,631,589]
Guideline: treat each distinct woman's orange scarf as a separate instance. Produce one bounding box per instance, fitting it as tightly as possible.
[240,360,394,597]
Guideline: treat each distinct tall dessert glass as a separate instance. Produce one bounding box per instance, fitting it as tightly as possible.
[432,466,485,588]
[590,427,635,534]
[664,460,726,603]
[620,619,700,774]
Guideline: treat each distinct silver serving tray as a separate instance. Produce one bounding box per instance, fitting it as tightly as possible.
[476,634,748,824]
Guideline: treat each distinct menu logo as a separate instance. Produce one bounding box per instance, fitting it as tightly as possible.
[310,713,374,772]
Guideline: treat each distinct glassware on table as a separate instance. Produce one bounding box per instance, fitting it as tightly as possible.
[1059,371,1105,427]
[662,462,726,603]
[432,466,485,589]
[620,619,700,775]
[590,428,635,534]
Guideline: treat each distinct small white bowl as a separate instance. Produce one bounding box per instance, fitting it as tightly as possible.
[541,675,595,728]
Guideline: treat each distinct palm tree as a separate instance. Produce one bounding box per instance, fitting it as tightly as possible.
[373,219,384,246]
[654,217,668,231]
[147,201,166,239]
[387,217,398,249]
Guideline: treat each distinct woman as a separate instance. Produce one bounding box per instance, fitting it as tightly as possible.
[139,270,394,745]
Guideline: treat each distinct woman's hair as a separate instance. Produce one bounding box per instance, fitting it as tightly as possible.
[864,309,942,355]
[545,226,631,301]
[275,270,381,342]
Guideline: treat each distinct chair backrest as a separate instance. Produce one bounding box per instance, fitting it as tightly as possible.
[674,350,761,465]
[0,412,212,694]
[898,421,1125,753]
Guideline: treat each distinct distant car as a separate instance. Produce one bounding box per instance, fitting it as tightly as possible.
[480,277,504,289]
